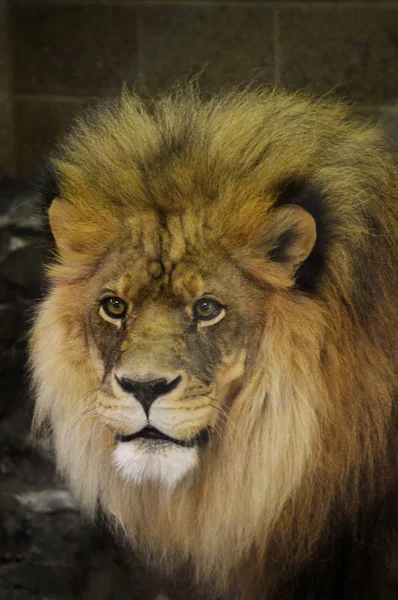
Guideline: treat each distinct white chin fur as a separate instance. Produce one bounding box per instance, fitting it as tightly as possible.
[113,440,199,488]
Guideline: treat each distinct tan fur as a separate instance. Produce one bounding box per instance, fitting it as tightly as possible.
[30,87,398,599]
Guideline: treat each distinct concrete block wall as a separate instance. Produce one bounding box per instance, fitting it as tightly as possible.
[1,0,398,176]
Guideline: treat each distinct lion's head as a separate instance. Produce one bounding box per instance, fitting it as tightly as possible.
[30,88,398,598]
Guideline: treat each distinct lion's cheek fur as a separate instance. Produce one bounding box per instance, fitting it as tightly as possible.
[30,288,113,513]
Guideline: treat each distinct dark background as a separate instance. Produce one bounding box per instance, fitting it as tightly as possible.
[0,1,398,598]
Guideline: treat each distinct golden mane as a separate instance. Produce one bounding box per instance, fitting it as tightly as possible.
[30,87,398,599]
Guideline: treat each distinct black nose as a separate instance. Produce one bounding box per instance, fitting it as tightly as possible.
[116,375,182,416]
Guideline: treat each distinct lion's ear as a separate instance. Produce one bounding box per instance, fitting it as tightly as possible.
[228,204,317,288]
[49,197,103,258]
[48,197,80,255]
[48,197,119,271]
[265,204,316,275]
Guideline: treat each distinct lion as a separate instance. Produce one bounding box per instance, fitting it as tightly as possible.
[30,87,398,599]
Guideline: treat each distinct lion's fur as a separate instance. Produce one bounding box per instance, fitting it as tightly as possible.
[30,87,398,599]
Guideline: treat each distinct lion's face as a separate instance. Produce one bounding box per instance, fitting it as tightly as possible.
[36,180,316,489]
[49,208,274,487]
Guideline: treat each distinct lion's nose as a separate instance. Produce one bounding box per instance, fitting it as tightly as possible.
[115,374,182,416]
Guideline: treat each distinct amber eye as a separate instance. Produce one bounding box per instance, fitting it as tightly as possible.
[101,297,127,319]
[193,298,225,324]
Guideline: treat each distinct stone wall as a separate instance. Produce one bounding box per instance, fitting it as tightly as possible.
[0,0,398,176]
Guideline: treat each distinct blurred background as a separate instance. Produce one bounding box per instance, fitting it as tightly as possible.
[0,1,398,598]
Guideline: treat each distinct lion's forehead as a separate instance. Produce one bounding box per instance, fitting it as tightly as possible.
[106,213,221,304]
[110,256,206,306]
[122,209,211,257]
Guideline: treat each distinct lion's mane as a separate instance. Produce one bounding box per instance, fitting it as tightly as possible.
[30,88,398,599]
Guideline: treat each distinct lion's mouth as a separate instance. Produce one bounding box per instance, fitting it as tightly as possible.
[115,426,210,448]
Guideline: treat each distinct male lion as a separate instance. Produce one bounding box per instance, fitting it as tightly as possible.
[30,88,398,599]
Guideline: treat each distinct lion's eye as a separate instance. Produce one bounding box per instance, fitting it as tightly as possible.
[101,297,127,319]
[193,298,225,325]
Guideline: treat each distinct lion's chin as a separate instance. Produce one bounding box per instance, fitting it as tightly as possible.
[113,439,199,488]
